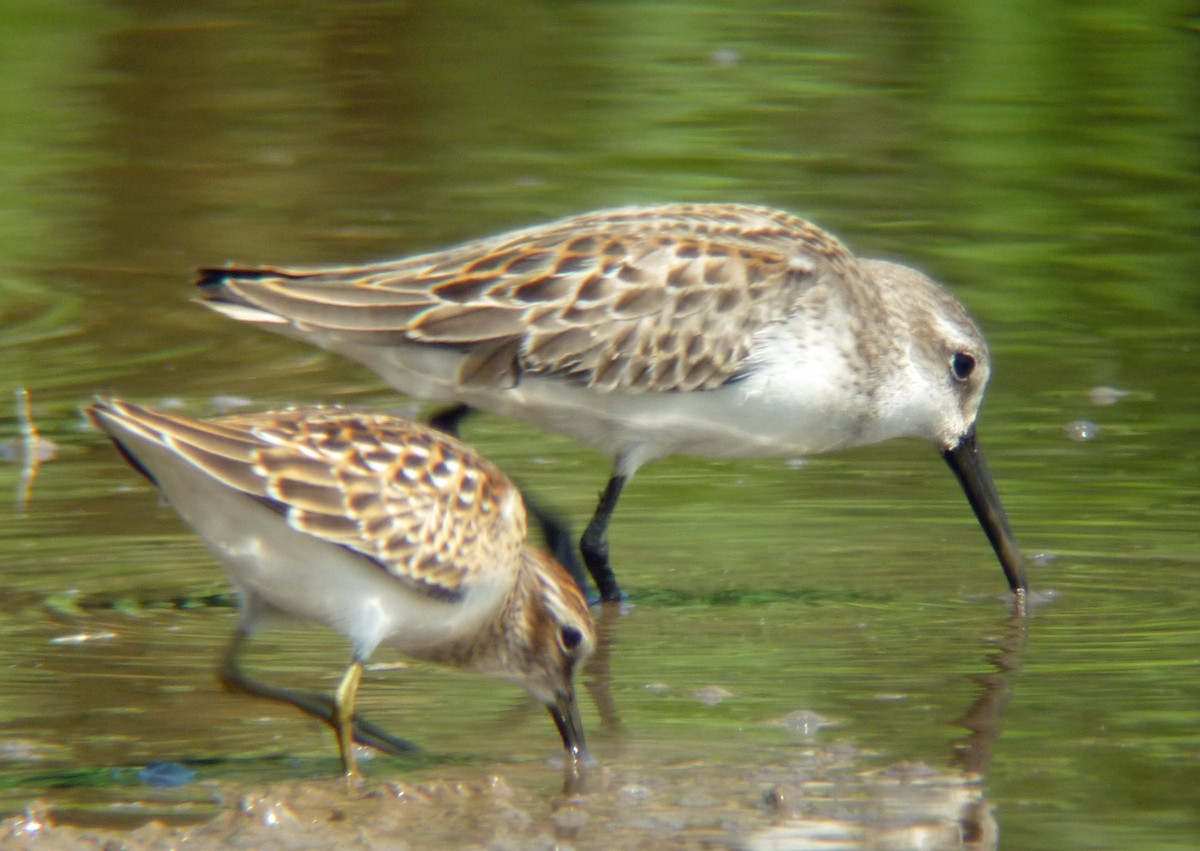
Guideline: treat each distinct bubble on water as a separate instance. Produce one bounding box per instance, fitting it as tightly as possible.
[692,685,735,706]
[1088,386,1129,406]
[777,709,836,738]
[711,48,741,67]
[138,761,197,788]
[239,794,301,830]
[618,783,653,802]
[1064,420,1100,441]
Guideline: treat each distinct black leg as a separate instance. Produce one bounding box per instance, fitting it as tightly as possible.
[580,474,627,603]
[428,403,473,438]
[428,402,595,599]
[523,491,593,598]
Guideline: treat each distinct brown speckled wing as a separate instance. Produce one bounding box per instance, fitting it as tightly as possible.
[275,414,523,601]
[90,401,524,601]
[198,204,856,392]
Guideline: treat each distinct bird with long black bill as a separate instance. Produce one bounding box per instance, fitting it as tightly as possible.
[196,203,1027,604]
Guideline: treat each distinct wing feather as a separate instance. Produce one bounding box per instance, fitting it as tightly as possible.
[197,203,857,392]
[89,401,524,601]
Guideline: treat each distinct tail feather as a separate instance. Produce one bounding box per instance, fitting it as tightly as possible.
[196,266,294,295]
[86,401,161,489]
[194,268,291,323]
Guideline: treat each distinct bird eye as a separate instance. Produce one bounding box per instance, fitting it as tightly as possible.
[951,352,976,381]
[559,625,584,653]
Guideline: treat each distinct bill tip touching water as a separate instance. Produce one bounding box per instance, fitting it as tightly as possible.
[85,398,595,780]
[195,202,1027,602]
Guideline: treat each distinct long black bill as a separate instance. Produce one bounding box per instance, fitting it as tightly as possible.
[942,425,1028,597]
[548,688,593,768]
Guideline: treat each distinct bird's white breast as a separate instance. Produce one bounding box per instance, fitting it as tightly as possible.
[332,321,880,472]
[116,428,513,661]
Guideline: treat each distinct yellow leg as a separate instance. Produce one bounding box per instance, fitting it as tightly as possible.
[217,630,415,772]
[334,659,365,780]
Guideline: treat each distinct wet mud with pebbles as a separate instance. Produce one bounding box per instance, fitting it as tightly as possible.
[2,754,995,850]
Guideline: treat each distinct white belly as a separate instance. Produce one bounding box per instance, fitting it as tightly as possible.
[117,428,511,660]
[332,328,876,474]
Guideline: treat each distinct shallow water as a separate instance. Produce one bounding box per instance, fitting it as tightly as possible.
[1,2,1198,849]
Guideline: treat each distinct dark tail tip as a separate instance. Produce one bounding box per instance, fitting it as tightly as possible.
[85,401,162,490]
[196,267,230,291]
[195,266,281,292]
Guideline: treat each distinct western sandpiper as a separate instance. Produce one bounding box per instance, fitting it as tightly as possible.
[196,203,1027,604]
[86,400,594,779]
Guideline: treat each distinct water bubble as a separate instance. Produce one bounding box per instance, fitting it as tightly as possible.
[711,48,741,67]
[778,709,835,738]
[1088,386,1129,406]
[618,783,653,802]
[138,761,197,788]
[1064,420,1100,441]
[692,685,735,706]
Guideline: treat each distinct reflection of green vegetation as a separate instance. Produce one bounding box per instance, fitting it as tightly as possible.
[0,0,123,264]
[0,1,123,393]
[0,276,82,347]
[0,328,204,395]
[628,586,890,607]
[926,1,1199,321]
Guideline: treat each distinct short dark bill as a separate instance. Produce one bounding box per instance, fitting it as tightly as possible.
[549,687,593,768]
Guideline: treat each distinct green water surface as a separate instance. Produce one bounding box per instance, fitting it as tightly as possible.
[0,2,1197,848]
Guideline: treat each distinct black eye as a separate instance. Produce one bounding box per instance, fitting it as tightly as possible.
[951,352,976,381]
[559,625,584,652]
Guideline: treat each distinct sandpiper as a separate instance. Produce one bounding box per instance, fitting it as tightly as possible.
[86,399,594,779]
[196,203,1027,604]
